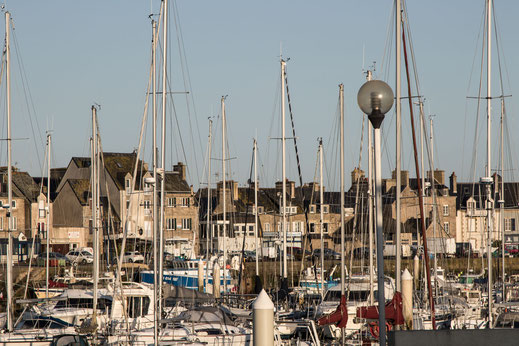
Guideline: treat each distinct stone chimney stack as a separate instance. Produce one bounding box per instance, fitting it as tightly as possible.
[173,162,186,181]
[392,170,409,187]
[449,172,457,195]
[351,168,365,185]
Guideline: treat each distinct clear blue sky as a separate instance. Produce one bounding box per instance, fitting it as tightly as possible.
[3,1,519,190]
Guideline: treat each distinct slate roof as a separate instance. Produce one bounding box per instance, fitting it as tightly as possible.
[33,167,67,201]
[67,179,91,205]
[162,171,190,192]
[102,152,146,191]
[0,167,40,202]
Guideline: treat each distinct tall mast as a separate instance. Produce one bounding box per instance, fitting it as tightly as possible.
[207,118,213,262]
[430,116,439,297]
[91,106,99,321]
[500,98,505,302]
[319,139,325,299]
[486,0,493,327]
[395,0,402,293]
[205,119,213,294]
[366,71,375,306]
[339,83,345,300]
[151,17,159,345]
[281,59,287,280]
[5,10,13,332]
[159,0,168,317]
[45,134,51,301]
[221,96,227,293]
[254,138,259,276]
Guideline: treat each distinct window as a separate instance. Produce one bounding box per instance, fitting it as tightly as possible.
[39,200,46,218]
[323,223,329,233]
[467,201,476,211]
[181,198,190,207]
[11,216,17,231]
[166,218,176,230]
[310,205,316,214]
[257,206,264,214]
[0,217,3,230]
[234,225,242,236]
[125,179,131,193]
[505,218,516,232]
[167,198,175,207]
[264,223,270,232]
[291,206,297,214]
[322,205,329,214]
[143,200,151,209]
[248,225,254,236]
[443,222,450,235]
[126,200,130,210]
[182,218,192,230]
[309,223,316,233]
[11,200,16,209]
[443,205,449,216]
[38,222,46,239]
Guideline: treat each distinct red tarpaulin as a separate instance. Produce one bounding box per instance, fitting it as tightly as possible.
[356,291,404,325]
[318,294,348,328]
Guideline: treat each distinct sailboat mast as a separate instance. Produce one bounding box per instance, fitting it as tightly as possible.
[207,119,213,261]
[281,59,287,280]
[486,0,493,327]
[254,138,259,276]
[319,139,324,298]
[430,116,439,297]
[91,106,99,319]
[366,71,375,306]
[395,0,403,293]
[5,10,13,332]
[45,134,51,301]
[500,98,505,302]
[159,0,168,317]
[221,96,227,293]
[339,83,345,297]
[151,17,159,345]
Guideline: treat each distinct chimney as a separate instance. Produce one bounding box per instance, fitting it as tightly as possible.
[275,179,296,199]
[351,168,365,185]
[428,169,445,187]
[391,170,409,187]
[449,172,457,195]
[173,162,186,181]
[217,180,238,202]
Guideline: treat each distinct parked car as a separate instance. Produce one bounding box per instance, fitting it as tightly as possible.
[123,251,144,263]
[37,252,70,267]
[310,249,341,260]
[66,250,94,264]
[243,250,256,262]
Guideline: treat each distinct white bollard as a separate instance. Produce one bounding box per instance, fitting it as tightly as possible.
[402,268,413,329]
[198,259,204,292]
[213,262,221,299]
[413,255,419,287]
[253,289,274,346]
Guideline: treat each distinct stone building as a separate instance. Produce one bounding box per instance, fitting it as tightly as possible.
[0,167,40,263]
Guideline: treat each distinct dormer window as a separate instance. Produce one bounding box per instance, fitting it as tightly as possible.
[125,178,131,193]
[310,205,316,214]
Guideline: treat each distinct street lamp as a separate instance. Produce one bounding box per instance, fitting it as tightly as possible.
[358,80,394,345]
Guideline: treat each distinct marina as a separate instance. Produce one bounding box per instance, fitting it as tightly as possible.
[1,0,519,345]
